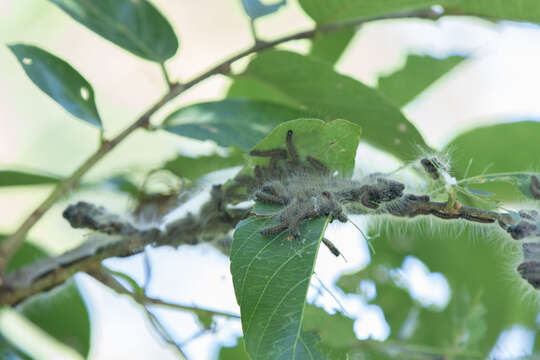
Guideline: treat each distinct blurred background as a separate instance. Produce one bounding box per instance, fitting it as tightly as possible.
[2,0,540,359]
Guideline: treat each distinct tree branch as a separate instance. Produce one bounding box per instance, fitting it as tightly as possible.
[0,8,442,278]
[3,178,536,306]
[88,269,240,319]
[0,185,245,305]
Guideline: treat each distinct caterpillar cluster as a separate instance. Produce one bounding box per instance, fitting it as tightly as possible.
[228,130,405,239]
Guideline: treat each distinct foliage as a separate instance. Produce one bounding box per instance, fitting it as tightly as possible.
[3,0,540,359]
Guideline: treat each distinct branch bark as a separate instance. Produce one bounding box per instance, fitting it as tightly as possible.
[2,182,534,306]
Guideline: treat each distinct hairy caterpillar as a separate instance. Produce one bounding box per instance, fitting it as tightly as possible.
[420,157,444,180]
[230,130,405,239]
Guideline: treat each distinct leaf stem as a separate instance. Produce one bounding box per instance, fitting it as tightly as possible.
[145,308,189,359]
[249,20,259,43]
[160,62,174,90]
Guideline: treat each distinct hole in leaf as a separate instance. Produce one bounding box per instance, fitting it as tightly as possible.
[431,5,444,14]
[80,87,90,101]
[22,58,32,65]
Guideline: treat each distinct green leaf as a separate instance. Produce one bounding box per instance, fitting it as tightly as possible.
[100,174,140,197]
[298,0,456,24]
[361,219,537,354]
[241,0,286,20]
[302,305,357,359]
[9,44,102,128]
[230,216,328,360]
[0,335,30,360]
[105,269,144,295]
[452,292,487,352]
[161,98,309,151]
[337,266,416,336]
[227,78,302,108]
[231,50,428,161]
[445,120,540,201]
[249,118,362,178]
[48,0,178,62]
[309,27,355,64]
[453,0,540,25]
[0,170,61,187]
[18,279,91,358]
[0,235,47,275]
[164,147,246,181]
[0,236,91,357]
[6,247,48,276]
[218,338,250,360]
[378,54,465,108]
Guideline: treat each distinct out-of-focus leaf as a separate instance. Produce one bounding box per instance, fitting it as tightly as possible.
[227,78,302,108]
[0,235,47,274]
[303,305,356,358]
[105,269,144,295]
[194,310,214,329]
[164,147,246,181]
[100,174,140,197]
[48,0,178,62]
[230,216,327,360]
[309,27,355,64]
[359,219,537,354]
[303,306,356,348]
[6,247,48,275]
[241,0,286,20]
[445,120,540,201]
[0,170,61,187]
[378,54,465,108]
[451,291,487,352]
[298,0,456,24]
[338,265,416,337]
[9,44,102,128]
[161,98,308,151]
[0,236,91,357]
[453,0,540,25]
[218,337,250,360]
[18,279,91,358]
[0,335,30,360]
[230,50,428,161]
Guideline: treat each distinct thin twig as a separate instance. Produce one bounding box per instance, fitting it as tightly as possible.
[313,273,348,315]
[0,8,440,278]
[92,266,189,359]
[358,338,485,359]
[180,327,211,347]
[88,268,240,319]
[145,307,189,360]
[143,250,152,291]
[143,297,240,319]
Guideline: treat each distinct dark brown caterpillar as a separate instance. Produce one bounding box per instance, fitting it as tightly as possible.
[241,130,404,239]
